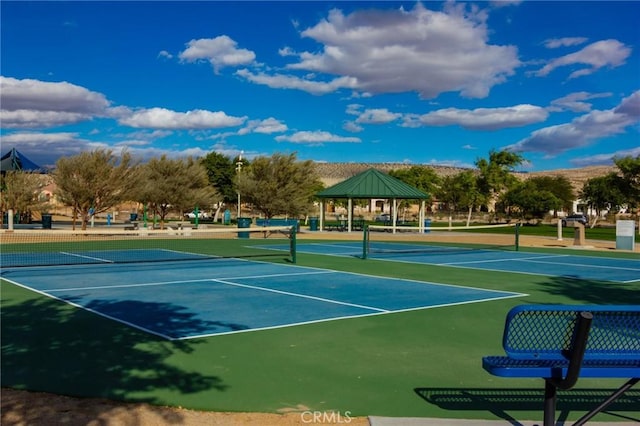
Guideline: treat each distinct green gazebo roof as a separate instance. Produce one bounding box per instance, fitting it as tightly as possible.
[316,168,429,199]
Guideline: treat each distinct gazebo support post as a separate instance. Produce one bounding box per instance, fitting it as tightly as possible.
[348,198,353,232]
[392,198,398,234]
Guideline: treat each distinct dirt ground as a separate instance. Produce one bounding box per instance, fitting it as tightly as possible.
[2,231,635,425]
[1,388,370,426]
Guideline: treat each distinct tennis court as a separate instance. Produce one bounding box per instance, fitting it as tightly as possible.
[285,241,640,283]
[2,227,639,422]
[1,254,523,340]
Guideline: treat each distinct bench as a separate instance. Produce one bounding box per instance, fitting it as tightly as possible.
[482,305,640,426]
[255,218,300,232]
[124,221,139,231]
[324,220,347,232]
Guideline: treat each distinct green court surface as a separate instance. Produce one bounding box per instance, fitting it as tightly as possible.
[2,239,639,423]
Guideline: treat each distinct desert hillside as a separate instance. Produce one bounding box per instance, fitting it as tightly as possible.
[313,162,616,192]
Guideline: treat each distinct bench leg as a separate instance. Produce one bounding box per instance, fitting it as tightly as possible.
[572,377,639,426]
[544,380,557,426]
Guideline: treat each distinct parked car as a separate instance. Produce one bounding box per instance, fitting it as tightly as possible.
[375,213,391,223]
[562,214,588,227]
[184,211,209,219]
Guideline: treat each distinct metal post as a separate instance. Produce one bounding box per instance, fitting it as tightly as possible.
[543,380,557,426]
[290,225,297,264]
[362,225,368,259]
[236,151,243,220]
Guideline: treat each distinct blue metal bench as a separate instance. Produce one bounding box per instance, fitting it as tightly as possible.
[482,305,640,426]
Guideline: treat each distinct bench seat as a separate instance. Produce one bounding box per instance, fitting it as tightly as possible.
[483,356,640,378]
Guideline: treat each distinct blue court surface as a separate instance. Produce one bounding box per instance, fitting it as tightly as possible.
[1,257,524,340]
[280,242,640,283]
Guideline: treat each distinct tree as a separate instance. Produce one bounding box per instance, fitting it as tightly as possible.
[437,170,484,226]
[388,166,441,198]
[526,175,574,216]
[476,149,525,212]
[500,180,561,222]
[0,171,50,224]
[135,155,220,228]
[580,173,626,227]
[200,152,237,205]
[236,153,321,219]
[389,166,441,220]
[613,155,640,211]
[53,149,139,230]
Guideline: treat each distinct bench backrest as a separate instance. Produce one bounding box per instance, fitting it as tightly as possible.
[503,305,640,361]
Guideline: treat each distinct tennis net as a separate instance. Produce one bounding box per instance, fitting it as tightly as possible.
[0,225,296,268]
[363,223,520,259]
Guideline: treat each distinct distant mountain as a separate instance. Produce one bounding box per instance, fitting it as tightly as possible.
[312,162,616,192]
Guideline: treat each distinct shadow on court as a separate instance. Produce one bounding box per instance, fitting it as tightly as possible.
[537,276,640,305]
[1,283,227,425]
[84,298,250,339]
[414,387,640,425]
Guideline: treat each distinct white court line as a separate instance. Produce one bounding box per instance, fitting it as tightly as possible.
[1,276,175,340]
[212,278,389,313]
[178,293,526,340]
[513,257,640,272]
[44,270,336,293]
[60,251,114,263]
[307,242,361,249]
[439,254,569,266]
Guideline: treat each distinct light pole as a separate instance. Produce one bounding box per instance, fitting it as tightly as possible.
[236,151,243,219]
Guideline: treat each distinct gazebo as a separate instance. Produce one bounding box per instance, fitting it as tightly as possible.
[315,168,430,233]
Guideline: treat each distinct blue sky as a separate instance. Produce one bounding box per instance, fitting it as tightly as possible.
[1,1,639,171]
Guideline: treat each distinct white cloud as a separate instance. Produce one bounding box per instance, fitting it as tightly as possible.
[509,91,640,155]
[238,117,288,135]
[343,121,364,133]
[0,131,105,167]
[118,107,246,130]
[158,50,173,60]
[278,46,297,57]
[277,3,520,99]
[0,76,110,128]
[275,131,361,144]
[178,36,256,73]
[345,104,363,116]
[535,39,631,79]
[0,110,95,129]
[490,0,522,8]
[549,91,612,113]
[355,108,401,124]
[418,104,548,130]
[571,147,640,167]
[614,90,640,117]
[543,37,588,49]
[235,69,357,95]
[232,3,519,99]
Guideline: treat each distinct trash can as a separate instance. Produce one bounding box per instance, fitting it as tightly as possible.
[130,213,138,221]
[42,214,52,229]
[309,217,319,231]
[424,219,431,233]
[237,217,252,238]
[223,209,231,225]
